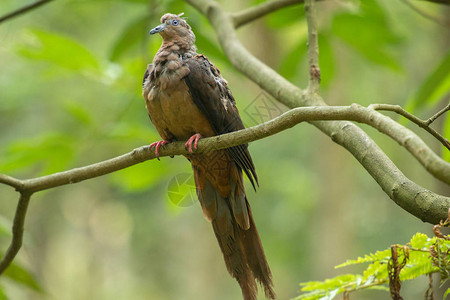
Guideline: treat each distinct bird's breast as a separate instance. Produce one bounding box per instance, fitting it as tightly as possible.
[145,73,215,141]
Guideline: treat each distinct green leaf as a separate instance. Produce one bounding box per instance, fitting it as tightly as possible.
[2,260,43,292]
[0,283,7,300]
[366,285,389,292]
[0,133,75,174]
[110,160,169,191]
[63,100,93,126]
[335,249,391,268]
[410,232,432,249]
[406,51,450,111]
[318,34,334,87]
[325,288,338,300]
[444,287,450,300]
[278,37,307,80]
[110,15,150,62]
[0,216,12,238]
[297,274,358,299]
[443,113,450,162]
[17,29,100,71]
[298,233,450,299]
[266,5,305,28]
[300,274,357,291]
[331,0,402,70]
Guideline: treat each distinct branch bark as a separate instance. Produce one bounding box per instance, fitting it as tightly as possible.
[305,0,321,93]
[0,193,31,274]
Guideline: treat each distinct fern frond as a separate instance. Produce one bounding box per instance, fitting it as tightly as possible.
[335,249,391,268]
[296,232,450,300]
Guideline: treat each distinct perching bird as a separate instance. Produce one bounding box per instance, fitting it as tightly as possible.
[142,13,275,300]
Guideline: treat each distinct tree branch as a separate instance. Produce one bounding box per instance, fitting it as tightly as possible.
[232,0,302,28]
[0,192,31,274]
[426,102,450,125]
[185,0,450,223]
[369,103,450,151]
[362,106,450,184]
[1,105,449,222]
[305,0,321,93]
[0,0,54,24]
[0,174,24,191]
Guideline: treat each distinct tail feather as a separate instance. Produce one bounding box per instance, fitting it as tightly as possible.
[212,220,258,300]
[243,203,276,299]
[194,164,275,300]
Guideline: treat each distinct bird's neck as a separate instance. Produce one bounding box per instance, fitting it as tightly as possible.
[153,40,197,65]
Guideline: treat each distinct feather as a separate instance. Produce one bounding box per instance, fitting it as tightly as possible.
[183,55,259,190]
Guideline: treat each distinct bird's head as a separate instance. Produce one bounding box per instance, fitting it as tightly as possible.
[150,13,195,46]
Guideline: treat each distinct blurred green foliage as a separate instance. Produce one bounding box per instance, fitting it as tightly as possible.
[297,233,450,299]
[0,0,449,299]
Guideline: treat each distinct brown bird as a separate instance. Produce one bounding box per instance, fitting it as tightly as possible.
[142,13,275,300]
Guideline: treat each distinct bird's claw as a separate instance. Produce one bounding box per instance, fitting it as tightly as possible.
[149,140,170,160]
[185,133,202,153]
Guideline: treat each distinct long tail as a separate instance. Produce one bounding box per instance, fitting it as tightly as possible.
[193,164,275,300]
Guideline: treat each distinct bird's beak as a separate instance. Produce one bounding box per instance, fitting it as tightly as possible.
[149,23,166,35]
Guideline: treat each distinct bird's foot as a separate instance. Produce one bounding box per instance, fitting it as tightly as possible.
[149,140,170,160]
[185,133,202,153]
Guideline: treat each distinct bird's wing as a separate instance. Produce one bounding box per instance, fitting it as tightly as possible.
[142,63,154,89]
[143,64,154,122]
[183,54,258,189]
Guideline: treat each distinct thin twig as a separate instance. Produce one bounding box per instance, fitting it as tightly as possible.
[400,0,450,27]
[0,0,54,24]
[369,104,450,151]
[426,102,450,125]
[0,192,32,274]
[305,0,321,94]
[232,0,302,28]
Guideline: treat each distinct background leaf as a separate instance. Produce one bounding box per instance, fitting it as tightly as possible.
[110,15,151,62]
[331,0,402,70]
[2,260,43,293]
[405,51,450,112]
[17,29,100,72]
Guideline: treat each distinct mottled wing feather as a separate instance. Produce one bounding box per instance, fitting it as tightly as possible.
[142,63,153,88]
[143,69,149,88]
[143,64,154,122]
[183,55,258,189]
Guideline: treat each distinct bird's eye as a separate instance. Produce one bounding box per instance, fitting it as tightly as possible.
[171,19,179,26]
